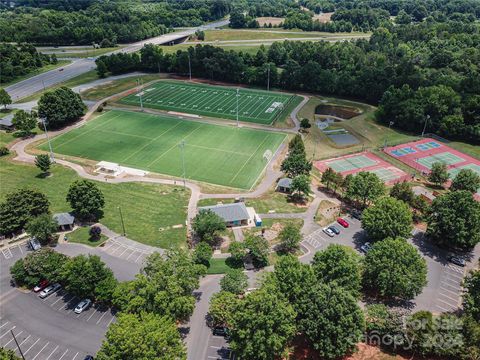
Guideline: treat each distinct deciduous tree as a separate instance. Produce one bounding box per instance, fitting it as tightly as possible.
[451,169,480,193]
[38,87,86,129]
[290,174,311,200]
[220,268,248,295]
[281,152,312,178]
[208,290,240,327]
[427,191,480,250]
[66,180,105,221]
[463,270,480,321]
[192,241,212,267]
[363,237,427,300]
[192,209,226,244]
[245,234,270,268]
[346,171,385,207]
[278,223,301,253]
[26,214,58,244]
[428,162,449,187]
[361,196,413,242]
[390,181,415,204]
[12,110,37,135]
[96,312,186,360]
[35,154,52,174]
[0,88,11,108]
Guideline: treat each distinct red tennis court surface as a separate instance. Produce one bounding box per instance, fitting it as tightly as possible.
[314,151,410,185]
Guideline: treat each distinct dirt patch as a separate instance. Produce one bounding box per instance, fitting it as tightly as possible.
[315,104,362,119]
[313,12,334,23]
[316,200,340,226]
[256,17,285,26]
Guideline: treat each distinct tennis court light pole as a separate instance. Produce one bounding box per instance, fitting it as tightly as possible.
[421,114,430,137]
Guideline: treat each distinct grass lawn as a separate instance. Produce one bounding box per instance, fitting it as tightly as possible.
[119,80,301,125]
[40,110,286,189]
[203,29,340,41]
[198,190,309,214]
[66,226,108,247]
[1,60,71,88]
[299,96,418,160]
[207,257,234,274]
[0,132,16,148]
[81,74,165,101]
[0,157,189,249]
[55,47,123,59]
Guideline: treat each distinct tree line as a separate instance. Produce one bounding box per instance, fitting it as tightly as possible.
[0,0,231,45]
[0,43,57,84]
[96,17,479,143]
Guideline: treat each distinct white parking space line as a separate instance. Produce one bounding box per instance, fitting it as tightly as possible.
[438,292,458,302]
[58,349,69,360]
[102,241,115,251]
[45,345,59,360]
[135,252,144,263]
[50,294,66,307]
[0,322,9,329]
[96,311,108,325]
[87,309,98,321]
[440,286,460,295]
[111,244,124,255]
[437,298,457,307]
[126,250,138,260]
[72,351,79,360]
[107,313,116,327]
[31,341,49,360]
[3,331,22,347]
[119,247,131,257]
[23,338,40,355]
[18,334,31,347]
[0,326,16,339]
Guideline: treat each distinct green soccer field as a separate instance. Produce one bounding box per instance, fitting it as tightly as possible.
[119,80,299,125]
[41,110,286,189]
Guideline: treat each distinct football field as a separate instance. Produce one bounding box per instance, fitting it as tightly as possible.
[119,81,299,125]
[41,110,286,189]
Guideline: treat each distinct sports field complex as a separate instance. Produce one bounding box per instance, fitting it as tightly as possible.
[41,110,286,189]
[314,152,409,185]
[119,80,300,125]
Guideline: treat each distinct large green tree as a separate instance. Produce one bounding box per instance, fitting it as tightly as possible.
[38,86,86,129]
[297,283,365,360]
[220,268,248,295]
[428,162,449,187]
[363,237,427,300]
[361,196,413,242]
[96,312,186,360]
[230,288,297,360]
[34,154,52,174]
[245,234,270,268]
[12,110,37,135]
[312,244,363,298]
[281,153,312,178]
[290,174,311,200]
[192,209,226,244]
[112,250,205,321]
[0,188,50,236]
[450,169,480,193]
[61,254,117,300]
[390,181,415,204]
[427,191,480,250]
[278,223,302,253]
[346,171,386,207]
[208,290,240,328]
[0,88,11,108]
[66,180,105,221]
[26,213,58,244]
[10,248,68,288]
[463,270,480,322]
[192,241,212,267]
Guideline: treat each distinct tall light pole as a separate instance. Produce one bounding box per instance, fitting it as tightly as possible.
[179,140,186,188]
[41,118,55,163]
[421,114,430,137]
[236,88,240,127]
[117,206,126,236]
[384,121,394,148]
[187,53,192,81]
[266,63,270,91]
[11,330,26,360]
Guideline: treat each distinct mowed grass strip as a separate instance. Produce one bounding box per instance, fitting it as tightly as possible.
[119,80,297,125]
[0,158,189,249]
[41,110,286,189]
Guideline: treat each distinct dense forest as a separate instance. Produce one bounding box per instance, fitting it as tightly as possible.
[0,43,56,84]
[97,17,480,143]
[0,0,231,45]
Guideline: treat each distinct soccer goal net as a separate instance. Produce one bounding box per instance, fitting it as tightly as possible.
[263,149,273,162]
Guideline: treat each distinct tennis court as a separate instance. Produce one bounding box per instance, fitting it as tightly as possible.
[385,138,480,178]
[119,80,300,125]
[314,152,409,185]
[39,110,286,189]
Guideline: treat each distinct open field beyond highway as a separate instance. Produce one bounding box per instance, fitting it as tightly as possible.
[120,80,299,125]
[0,157,189,248]
[41,110,286,189]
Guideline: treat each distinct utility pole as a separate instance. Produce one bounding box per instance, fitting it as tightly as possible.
[179,140,186,188]
[267,63,270,91]
[188,53,192,81]
[421,114,430,137]
[11,330,26,360]
[236,88,240,127]
[384,121,394,148]
[118,206,126,236]
[41,118,55,163]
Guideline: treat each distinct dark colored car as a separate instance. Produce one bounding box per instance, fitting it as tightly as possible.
[351,211,362,220]
[213,327,229,337]
[328,226,340,235]
[84,356,94,360]
[448,256,466,267]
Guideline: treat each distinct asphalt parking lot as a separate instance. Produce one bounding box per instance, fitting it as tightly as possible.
[205,335,232,360]
[99,237,152,264]
[299,215,468,313]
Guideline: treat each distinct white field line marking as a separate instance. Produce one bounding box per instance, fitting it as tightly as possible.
[229,134,270,184]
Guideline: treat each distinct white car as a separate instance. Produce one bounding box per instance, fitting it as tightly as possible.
[39,283,61,298]
[360,242,372,254]
[323,227,335,237]
[74,299,92,314]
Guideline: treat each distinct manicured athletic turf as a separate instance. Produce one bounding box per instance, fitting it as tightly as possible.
[119,80,298,125]
[42,110,286,189]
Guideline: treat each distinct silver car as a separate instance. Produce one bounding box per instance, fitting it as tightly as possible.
[323,227,335,237]
[74,299,92,314]
[39,283,61,298]
[360,242,372,254]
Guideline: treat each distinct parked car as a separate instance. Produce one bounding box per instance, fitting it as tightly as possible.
[337,218,349,228]
[323,227,335,237]
[39,283,61,298]
[329,225,340,235]
[59,68,64,71]
[83,356,94,360]
[448,256,466,267]
[213,326,229,338]
[74,299,92,314]
[351,211,362,220]
[28,238,41,251]
[33,280,49,292]
[360,242,372,254]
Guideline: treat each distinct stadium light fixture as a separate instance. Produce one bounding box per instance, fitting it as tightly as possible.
[421,114,430,137]
[41,118,55,163]
[179,140,186,188]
